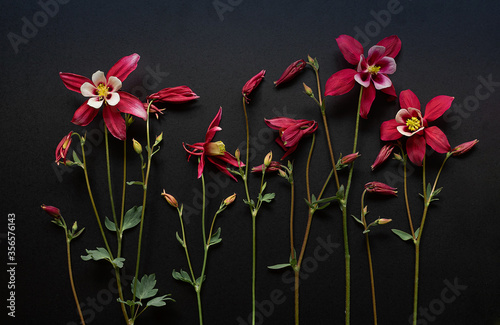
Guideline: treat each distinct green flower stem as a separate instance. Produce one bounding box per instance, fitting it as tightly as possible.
[402,151,416,239]
[251,213,257,325]
[289,179,295,261]
[79,135,130,323]
[196,172,208,325]
[118,131,128,257]
[132,105,153,317]
[61,219,86,325]
[412,153,451,325]
[104,126,119,239]
[361,190,378,325]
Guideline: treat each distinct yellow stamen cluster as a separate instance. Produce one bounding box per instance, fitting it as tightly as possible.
[96,83,109,98]
[367,65,381,74]
[206,141,226,156]
[406,117,421,131]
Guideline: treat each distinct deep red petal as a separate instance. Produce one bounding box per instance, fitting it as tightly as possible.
[107,53,140,82]
[325,69,357,96]
[399,89,421,110]
[197,154,205,178]
[376,35,402,58]
[60,72,92,93]
[114,91,147,120]
[71,102,99,126]
[207,156,238,181]
[381,84,397,100]
[406,135,426,166]
[360,83,376,119]
[103,105,126,141]
[205,107,223,142]
[336,35,364,65]
[380,119,403,141]
[424,126,451,153]
[264,117,296,129]
[423,95,454,122]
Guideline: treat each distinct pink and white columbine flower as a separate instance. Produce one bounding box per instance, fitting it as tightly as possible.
[59,54,147,141]
[265,117,318,159]
[183,107,244,181]
[325,35,401,118]
[380,90,454,166]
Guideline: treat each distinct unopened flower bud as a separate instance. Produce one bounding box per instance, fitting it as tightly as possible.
[235,148,241,161]
[156,132,163,143]
[371,144,395,170]
[264,151,273,167]
[224,193,237,205]
[303,82,313,96]
[451,139,478,156]
[365,181,397,196]
[274,59,306,87]
[377,218,392,225]
[41,204,61,219]
[307,55,315,64]
[341,152,360,165]
[72,221,78,232]
[161,190,178,208]
[132,139,142,155]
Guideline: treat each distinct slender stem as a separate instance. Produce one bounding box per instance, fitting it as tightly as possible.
[104,126,119,236]
[294,270,300,325]
[65,232,86,325]
[201,172,207,249]
[196,290,204,325]
[251,214,256,325]
[403,153,416,238]
[118,134,128,257]
[422,155,427,199]
[412,241,420,325]
[305,134,316,203]
[178,208,196,282]
[289,180,295,261]
[361,190,377,325]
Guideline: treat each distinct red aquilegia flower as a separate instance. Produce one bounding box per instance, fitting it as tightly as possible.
[325,35,401,118]
[380,90,454,166]
[274,60,307,87]
[265,117,318,159]
[242,70,266,103]
[147,86,200,103]
[183,107,243,181]
[55,131,73,165]
[59,54,147,141]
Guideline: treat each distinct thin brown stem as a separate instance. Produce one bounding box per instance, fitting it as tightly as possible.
[365,234,378,325]
[66,236,86,325]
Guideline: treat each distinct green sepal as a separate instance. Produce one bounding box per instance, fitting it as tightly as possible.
[147,294,175,307]
[132,274,158,300]
[172,269,193,285]
[208,227,222,246]
[391,229,414,241]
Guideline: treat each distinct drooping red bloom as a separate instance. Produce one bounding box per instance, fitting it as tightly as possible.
[183,107,243,181]
[59,54,147,141]
[41,204,62,219]
[325,35,401,118]
[252,161,283,173]
[242,70,266,103]
[365,181,397,196]
[380,90,454,166]
[265,117,318,159]
[55,131,73,165]
[340,152,361,165]
[274,60,306,87]
[371,143,395,170]
[147,86,200,103]
[451,139,478,156]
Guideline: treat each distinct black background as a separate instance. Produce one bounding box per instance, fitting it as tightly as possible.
[1,1,499,324]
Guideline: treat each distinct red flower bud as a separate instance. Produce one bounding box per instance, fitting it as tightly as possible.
[41,204,61,219]
[242,70,266,103]
[274,59,306,87]
[224,193,237,205]
[147,86,199,103]
[161,190,178,208]
[364,181,397,196]
[55,131,73,165]
[340,152,360,165]
[371,144,395,170]
[252,161,282,173]
[451,139,478,156]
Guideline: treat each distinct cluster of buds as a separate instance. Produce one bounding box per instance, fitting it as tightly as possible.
[41,205,84,240]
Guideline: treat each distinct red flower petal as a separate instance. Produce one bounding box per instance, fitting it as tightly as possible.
[406,135,426,166]
[107,53,140,82]
[205,107,223,142]
[424,126,451,153]
[103,105,126,141]
[376,35,402,58]
[423,95,454,122]
[380,119,403,141]
[71,102,99,126]
[336,35,364,65]
[380,84,397,100]
[264,117,296,130]
[114,91,147,121]
[325,69,357,96]
[359,83,376,119]
[59,72,92,93]
[399,89,421,110]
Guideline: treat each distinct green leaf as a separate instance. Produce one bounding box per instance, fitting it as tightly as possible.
[363,229,371,234]
[117,298,142,307]
[209,227,222,246]
[81,247,111,262]
[260,193,275,203]
[175,232,185,247]
[261,182,267,192]
[147,294,175,307]
[132,274,158,300]
[72,151,83,166]
[243,199,255,208]
[414,227,420,239]
[105,217,117,232]
[122,206,142,231]
[336,185,345,200]
[267,263,291,270]
[112,257,125,268]
[172,269,193,285]
[350,215,364,225]
[127,181,144,186]
[195,275,206,287]
[392,229,414,241]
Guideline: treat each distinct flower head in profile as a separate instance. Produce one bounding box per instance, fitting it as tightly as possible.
[183,108,243,181]
[147,86,200,103]
[325,35,401,118]
[242,70,266,103]
[380,90,454,166]
[265,117,318,159]
[59,54,147,140]
[274,59,306,87]
[41,204,62,219]
[451,139,478,156]
[55,131,73,165]
[371,143,395,170]
[365,181,397,196]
